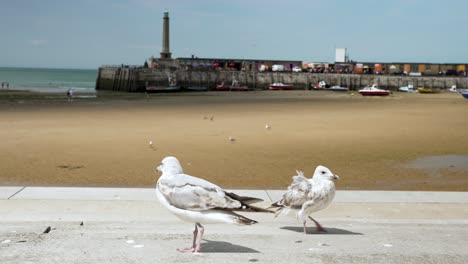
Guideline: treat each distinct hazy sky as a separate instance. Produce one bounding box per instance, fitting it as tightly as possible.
[1,0,466,69]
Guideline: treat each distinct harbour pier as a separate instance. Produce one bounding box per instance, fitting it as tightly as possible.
[95,65,468,92]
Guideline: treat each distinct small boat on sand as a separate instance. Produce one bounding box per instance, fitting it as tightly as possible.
[461,90,468,99]
[269,83,295,90]
[358,84,391,96]
[216,80,251,91]
[146,84,180,92]
[146,76,180,92]
[399,84,417,93]
[310,80,330,90]
[449,85,458,93]
[186,86,208,91]
[417,87,440,93]
[329,85,349,92]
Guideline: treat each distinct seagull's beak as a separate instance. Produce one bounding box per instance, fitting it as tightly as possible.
[333,174,340,180]
[156,165,162,172]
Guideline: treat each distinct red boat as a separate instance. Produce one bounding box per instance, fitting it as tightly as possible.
[358,84,391,96]
[269,83,295,90]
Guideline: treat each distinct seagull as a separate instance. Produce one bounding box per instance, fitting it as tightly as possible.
[228,136,236,142]
[155,156,269,253]
[265,124,271,130]
[270,165,339,234]
[149,140,153,147]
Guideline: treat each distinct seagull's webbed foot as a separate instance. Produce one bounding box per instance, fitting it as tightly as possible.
[177,247,197,253]
[309,216,327,233]
[177,223,204,253]
[177,223,201,253]
[194,223,204,252]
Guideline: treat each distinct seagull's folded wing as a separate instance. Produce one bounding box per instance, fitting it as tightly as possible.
[273,172,312,208]
[158,173,242,211]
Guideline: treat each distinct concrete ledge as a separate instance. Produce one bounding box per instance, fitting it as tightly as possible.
[2,187,468,203]
[8,187,155,201]
[334,190,468,204]
[1,186,468,263]
[0,186,24,199]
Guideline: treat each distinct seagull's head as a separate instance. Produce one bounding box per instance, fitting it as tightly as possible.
[313,165,339,181]
[156,156,183,175]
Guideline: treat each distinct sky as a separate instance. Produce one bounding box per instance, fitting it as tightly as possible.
[0,0,467,69]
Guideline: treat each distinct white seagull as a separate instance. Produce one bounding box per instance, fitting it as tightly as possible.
[271,165,339,234]
[155,156,269,253]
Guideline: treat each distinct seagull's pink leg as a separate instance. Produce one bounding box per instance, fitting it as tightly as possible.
[309,216,327,233]
[177,224,198,253]
[193,223,204,253]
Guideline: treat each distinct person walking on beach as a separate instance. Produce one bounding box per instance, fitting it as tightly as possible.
[67,88,74,102]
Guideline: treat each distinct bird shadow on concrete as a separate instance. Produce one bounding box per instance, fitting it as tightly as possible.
[280,226,363,235]
[200,239,260,253]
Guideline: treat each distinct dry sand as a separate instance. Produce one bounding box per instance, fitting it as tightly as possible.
[1,90,467,191]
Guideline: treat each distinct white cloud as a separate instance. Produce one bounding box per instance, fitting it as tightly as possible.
[29,39,47,46]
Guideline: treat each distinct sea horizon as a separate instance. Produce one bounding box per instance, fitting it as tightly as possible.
[0,67,98,94]
[0,65,98,71]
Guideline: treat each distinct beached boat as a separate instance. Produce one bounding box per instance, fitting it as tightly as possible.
[310,80,330,90]
[398,84,417,93]
[268,83,295,90]
[417,87,440,93]
[449,85,458,93]
[358,84,391,96]
[146,84,180,92]
[186,86,208,91]
[216,80,250,91]
[461,90,468,99]
[329,85,349,92]
[146,76,180,92]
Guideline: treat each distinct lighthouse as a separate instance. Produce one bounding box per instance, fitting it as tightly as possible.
[160,10,171,59]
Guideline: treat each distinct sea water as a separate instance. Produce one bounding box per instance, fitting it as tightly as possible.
[0,67,97,94]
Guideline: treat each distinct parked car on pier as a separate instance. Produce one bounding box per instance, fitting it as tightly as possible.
[292,66,302,72]
[272,65,284,71]
[391,71,406,76]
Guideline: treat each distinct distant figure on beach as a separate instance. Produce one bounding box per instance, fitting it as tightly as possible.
[67,88,74,102]
[1,81,9,89]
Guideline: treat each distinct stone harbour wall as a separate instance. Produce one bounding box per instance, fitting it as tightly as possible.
[96,67,468,92]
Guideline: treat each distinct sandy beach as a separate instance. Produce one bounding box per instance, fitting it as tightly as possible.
[0,90,467,191]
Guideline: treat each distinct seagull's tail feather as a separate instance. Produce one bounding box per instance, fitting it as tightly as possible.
[296,170,305,177]
[266,202,287,218]
[229,212,258,225]
[226,192,263,204]
[226,192,274,213]
[243,203,275,213]
[269,206,290,218]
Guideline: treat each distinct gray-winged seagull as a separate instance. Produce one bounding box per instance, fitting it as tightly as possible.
[271,165,339,234]
[155,156,269,253]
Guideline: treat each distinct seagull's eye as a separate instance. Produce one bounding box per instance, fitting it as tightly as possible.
[321,171,326,174]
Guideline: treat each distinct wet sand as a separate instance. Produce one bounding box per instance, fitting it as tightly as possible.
[1,90,467,191]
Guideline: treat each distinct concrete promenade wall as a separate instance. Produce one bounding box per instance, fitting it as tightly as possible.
[96,67,468,92]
